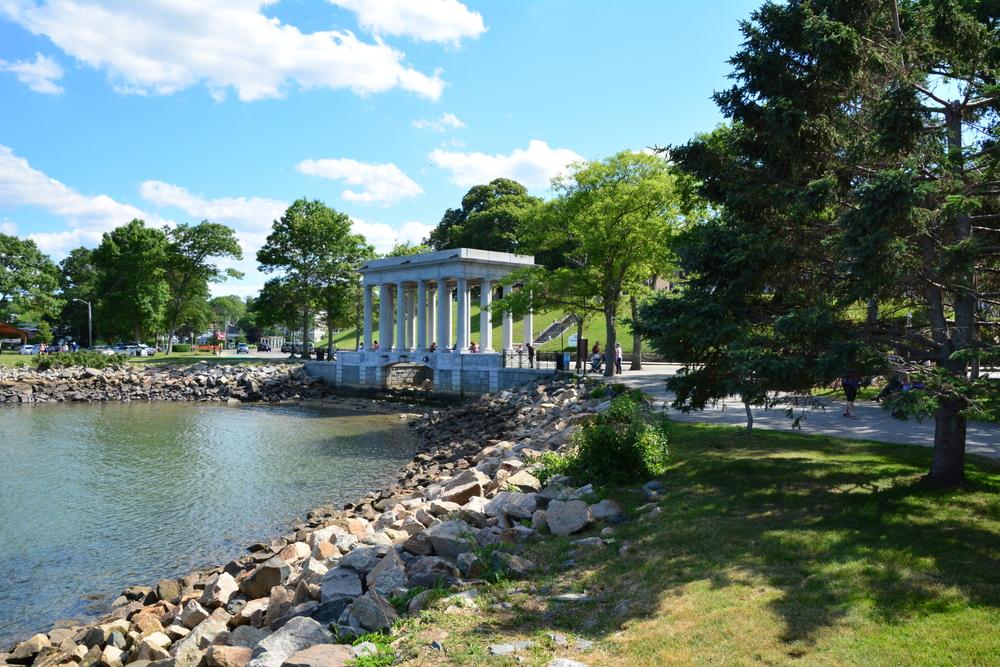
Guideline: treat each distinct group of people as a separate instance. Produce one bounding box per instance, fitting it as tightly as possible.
[840,370,926,418]
[589,341,624,374]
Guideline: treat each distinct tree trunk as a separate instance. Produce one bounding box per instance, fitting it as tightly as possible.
[134,324,141,344]
[604,308,616,378]
[167,327,175,355]
[928,398,967,486]
[302,308,310,359]
[575,316,584,372]
[630,294,642,371]
[744,400,753,432]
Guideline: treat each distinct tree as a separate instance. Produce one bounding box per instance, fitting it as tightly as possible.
[257,199,371,356]
[511,151,683,376]
[253,278,303,341]
[56,247,98,344]
[92,220,170,342]
[385,241,430,257]
[163,221,243,353]
[0,233,60,331]
[426,178,541,253]
[209,295,247,329]
[646,0,1000,485]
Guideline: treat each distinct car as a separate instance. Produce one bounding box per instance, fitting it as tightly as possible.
[136,344,156,356]
[19,344,39,355]
[281,343,293,353]
[236,343,249,354]
[256,342,271,352]
[93,345,115,356]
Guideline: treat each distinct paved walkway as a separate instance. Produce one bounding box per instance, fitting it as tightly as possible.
[596,363,1000,460]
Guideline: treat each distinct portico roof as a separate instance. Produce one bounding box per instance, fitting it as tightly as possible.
[360,248,535,285]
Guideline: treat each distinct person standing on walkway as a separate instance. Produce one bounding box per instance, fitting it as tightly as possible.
[841,375,860,419]
[614,342,623,374]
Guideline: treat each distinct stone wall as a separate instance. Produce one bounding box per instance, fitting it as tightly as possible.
[303,361,558,395]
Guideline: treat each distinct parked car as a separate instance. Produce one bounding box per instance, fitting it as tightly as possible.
[281,342,293,353]
[92,345,115,356]
[236,343,249,354]
[19,344,39,355]
[257,342,271,352]
[136,344,156,356]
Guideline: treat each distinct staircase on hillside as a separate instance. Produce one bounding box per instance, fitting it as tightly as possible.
[533,314,579,346]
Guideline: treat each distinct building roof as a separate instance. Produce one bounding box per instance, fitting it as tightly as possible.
[360,248,535,285]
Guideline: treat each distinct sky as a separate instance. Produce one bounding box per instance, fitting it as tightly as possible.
[0,0,761,298]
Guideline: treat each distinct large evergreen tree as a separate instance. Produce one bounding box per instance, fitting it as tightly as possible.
[641,0,1000,485]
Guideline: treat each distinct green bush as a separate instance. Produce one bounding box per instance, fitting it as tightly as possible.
[533,451,573,485]
[172,344,192,352]
[34,351,127,370]
[567,393,669,484]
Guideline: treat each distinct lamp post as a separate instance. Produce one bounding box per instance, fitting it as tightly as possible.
[72,298,92,349]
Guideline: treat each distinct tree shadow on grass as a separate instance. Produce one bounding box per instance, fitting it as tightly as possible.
[483,423,1000,657]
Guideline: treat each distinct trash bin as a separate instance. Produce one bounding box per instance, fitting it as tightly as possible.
[555,352,569,371]
[315,349,325,361]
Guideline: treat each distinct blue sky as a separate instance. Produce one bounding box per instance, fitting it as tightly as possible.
[0,0,760,297]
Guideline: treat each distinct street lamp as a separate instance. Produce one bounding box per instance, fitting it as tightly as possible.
[72,299,92,349]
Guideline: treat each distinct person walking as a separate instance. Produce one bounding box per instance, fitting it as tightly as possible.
[841,374,860,419]
[614,342,623,374]
[526,341,535,368]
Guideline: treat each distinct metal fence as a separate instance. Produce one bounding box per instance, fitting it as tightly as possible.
[501,349,563,370]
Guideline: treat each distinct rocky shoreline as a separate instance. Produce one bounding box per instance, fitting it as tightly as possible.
[2,376,610,667]
[0,364,335,404]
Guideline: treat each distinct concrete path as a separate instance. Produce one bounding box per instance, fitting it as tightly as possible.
[596,363,1000,460]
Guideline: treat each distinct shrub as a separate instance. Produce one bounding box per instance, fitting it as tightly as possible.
[35,351,127,370]
[567,394,669,484]
[533,451,573,485]
[172,344,192,352]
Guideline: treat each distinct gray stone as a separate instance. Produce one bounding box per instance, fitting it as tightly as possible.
[484,492,537,520]
[319,566,362,602]
[246,617,333,667]
[488,640,534,656]
[506,470,542,492]
[531,509,549,532]
[545,500,592,536]
[9,634,50,663]
[263,586,295,628]
[491,551,535,577]
[352,642,378,657]
[178,600,210,630]
[281,644,354,667]
[309,598,353,626]
[365,549,408,596]
[171,609,230,667]
[548,660,588,667]
[405,556,460,588]
[238,556,290,599]
[424,520,475,557]
[439,469,489,504]
[589,499,622,522]
[205,645,252,667]
[157,579,183,603]
[199,572,239,609]
[345,592,398,632]
[337,545,389,574]
[401,530,434,556]
[225,625,268,649]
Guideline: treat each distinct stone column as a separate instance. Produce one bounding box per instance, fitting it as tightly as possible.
[427,287,436,348]
[416,280,427,351]
[456,277,469,352]
[480,279,493,351]
[363,283,373,350]
[523,302,534,345]
[395,283,406,351]
[437,280,450,350]
[378,283,393,350]
[405,289,415,349]
[502,284,513,350]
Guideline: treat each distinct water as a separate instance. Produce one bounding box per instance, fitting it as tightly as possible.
[0,401,418,644]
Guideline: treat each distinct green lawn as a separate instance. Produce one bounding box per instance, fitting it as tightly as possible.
[395,422,1000,666]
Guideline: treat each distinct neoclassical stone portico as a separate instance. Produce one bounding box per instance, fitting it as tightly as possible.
[318,248,545,394]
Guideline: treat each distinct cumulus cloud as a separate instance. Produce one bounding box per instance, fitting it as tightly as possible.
[296,158,424,205]
[0,144,166,256]
[412,112,465,132]
[351,218,432,253]
[0,220,17,235]
[0,0,444,101]
[329,0,485,45]
[0,52,64,94]
[428,139,584,189]
[139,180,286,232]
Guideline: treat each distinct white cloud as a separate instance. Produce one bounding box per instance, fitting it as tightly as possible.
[329,0,485,46]
[0,1,444,101]
[0,144,165,256]
[412,112,465,132]
[0,52,64,94]
[296,158,424,205]
[351,218,432,253]
[0,220,17,235]
[428,139,584,189]
[139,180,285,232]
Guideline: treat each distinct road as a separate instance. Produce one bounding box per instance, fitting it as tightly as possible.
[599,363,1000,460]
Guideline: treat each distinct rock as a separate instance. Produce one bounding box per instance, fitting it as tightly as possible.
[506,470,542,492]
[401,531,434,556]
[308,598,353,626]
[171,609,231,667]
[246,617,333,667]
[178,600,210,629]
[575,638,594,650]
[365,550,408,596]
[263,586,294,628]
[406,589,435,614]
[239,556,290,599]
[531,509,549,532]
[99,645,123,667]
[276,542,310,564]
[156,579,183,603]
[226,625,269,649]
[589,499,622,522]
[199,572,239,609]
[439,469,489,504]
[424,520,475,557]
[345,592,398,632]
[229,598,268,628]
[132,612,166,637]
[485,492,537,520]
[9,634,50,663]
[548,660,588,667]
[319,566,362,602]
[406,556,460,588]
[491,551,536,577]
[549,633,568,647]
[134,637,171,662]
[545,500,592,536]
[281,644,354,667]
[426,500,461,516]
[338,545,389,574]
[205,645,253,667]
[488,640,534,656]
[643,480,664,492]
[352,642,378,657]
[456,552,482,577]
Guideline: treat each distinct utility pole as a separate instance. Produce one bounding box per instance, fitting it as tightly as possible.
[73,299,92,348]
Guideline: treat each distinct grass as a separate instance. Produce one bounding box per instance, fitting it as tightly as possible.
[390,422,1000,666]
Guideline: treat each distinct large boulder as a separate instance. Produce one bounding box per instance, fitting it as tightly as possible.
[589,498,623,522]
[8,634,49,664]
[439,469,489,504]
[424,520,475,557]
[365,550,408,596]
[239,556,290,599]
[345,592,398,632]
[506,470,542,492]
[199,572,239,609]
[178,600,210,629]
[544,500,592,536]
[485,492,537,520]
[206,645,253,667]
[246,616,334,667]
[171,609,231,667]
[338,545,389,575]
[405,556,460,588]
[320,566,362,603]
[281,644,354,667]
